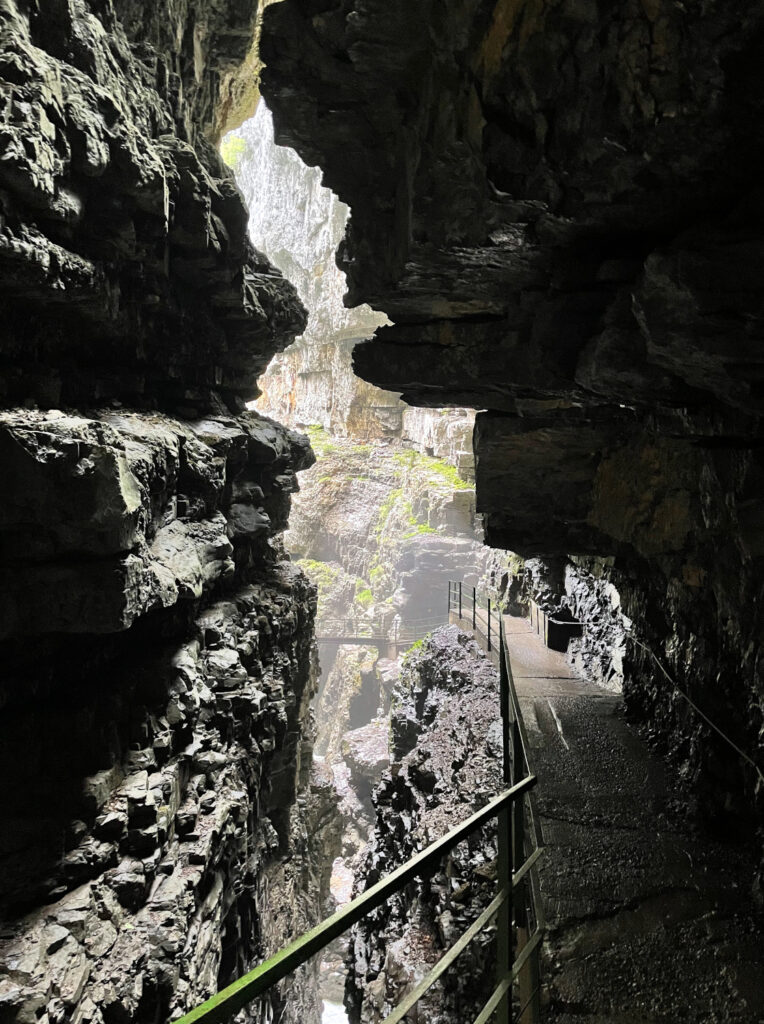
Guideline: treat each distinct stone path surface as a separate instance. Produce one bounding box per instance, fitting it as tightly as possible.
[504,614,764,1024]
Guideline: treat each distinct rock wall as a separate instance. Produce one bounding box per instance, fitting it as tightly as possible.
[282,430,503,761]
[230,100,479,474]
[0,565,327,1024]
[0,2,337,1022]
[260,0,764,847]
[0,0,305,415]
[0,407,336,1024]
[346,626,502,1024]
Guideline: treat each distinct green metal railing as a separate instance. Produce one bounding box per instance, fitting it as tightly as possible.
[173,582,543,1024]
[448,580,545,1023]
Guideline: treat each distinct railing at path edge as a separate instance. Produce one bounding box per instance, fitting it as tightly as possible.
[448,580,545,1022]
[172,582,544,1024]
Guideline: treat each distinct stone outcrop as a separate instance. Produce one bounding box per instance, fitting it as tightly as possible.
[0,563,333,1024]
[232,99,479,475]
[0,407,312,638]
[0,401,335,1024]
[346,626,502,1024]
[0,0,305,415]
[260,0,764,844]
[281,430,504,764]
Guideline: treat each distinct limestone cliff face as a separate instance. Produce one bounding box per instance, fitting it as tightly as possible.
[230,101,392,437]
[0,408,312,638]
[0,566,326,1024]
[261,0,764,842]
[285,430,500,762]
[0,3,336,1022]
[231,101,478,475]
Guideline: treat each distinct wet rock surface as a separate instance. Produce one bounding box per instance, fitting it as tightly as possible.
[0,3,338,1020]
[0,564,337,1024]
[346,626,503,1024]
[261,0,764,852]
[0,0,306,414]
[0,406,312,638]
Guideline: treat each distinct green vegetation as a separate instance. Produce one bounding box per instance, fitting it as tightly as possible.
[401,633,431,668]
[373,488,404,538]
[403,523,437,539]
[306,424,339,457]
[507,552,526,577]
[391,449,472,490]
[296,559,342,617]
[220,133,247,170]
[426,457,473,490]
[298,558,340,590]
[355,582,374,608]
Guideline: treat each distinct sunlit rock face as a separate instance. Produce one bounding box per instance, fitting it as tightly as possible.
[261,0,764,840]
[0,0,305,415]
[229,102,393,436]
[230,103,479,471]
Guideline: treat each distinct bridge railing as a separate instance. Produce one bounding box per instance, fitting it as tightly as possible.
[448,580,545,1023]
[316,613,448,647]
[172,583,543,1024]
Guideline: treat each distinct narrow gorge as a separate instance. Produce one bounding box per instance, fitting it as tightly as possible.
[1,2,763,1024]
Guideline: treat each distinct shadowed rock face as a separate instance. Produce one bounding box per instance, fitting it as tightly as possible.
[0,4,339,1022]
[261,1,764,839]
[0,407,312,637]
[0,0,305,414]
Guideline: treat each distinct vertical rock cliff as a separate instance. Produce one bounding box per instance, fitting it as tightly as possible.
[0,2,335,1022]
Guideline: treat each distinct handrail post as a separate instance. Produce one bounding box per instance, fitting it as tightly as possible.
[487,597,492,651]
[472,587,476,629]
[459,581,462,621]
[513,715,541,1023]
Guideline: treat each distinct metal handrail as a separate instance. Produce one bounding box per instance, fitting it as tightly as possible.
[172,777,537,1024]
[448,580,545,1023]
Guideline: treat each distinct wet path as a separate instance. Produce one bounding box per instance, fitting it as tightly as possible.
[505,615,764,1023]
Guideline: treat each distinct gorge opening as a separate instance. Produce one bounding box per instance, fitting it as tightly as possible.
[223,98,510,1023]
[0,2,763,1023]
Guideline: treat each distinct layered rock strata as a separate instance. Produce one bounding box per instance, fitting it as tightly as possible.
[0,2,337,1021]
[231,100,478,475]
[346,626,502,1023]
[0,0,305,415]
[282,430,503,762]
[0,406,337,1024]
[261,0,764,842]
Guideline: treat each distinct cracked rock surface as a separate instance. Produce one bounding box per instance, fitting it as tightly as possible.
[0,0,305,414]
[0,3,340,1021]
[346,626,503,1024]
